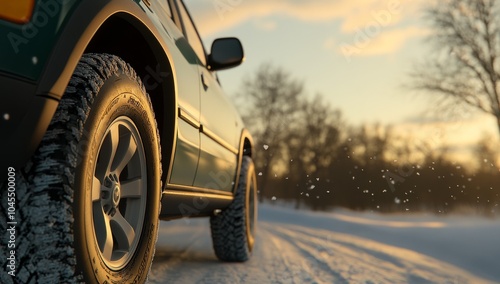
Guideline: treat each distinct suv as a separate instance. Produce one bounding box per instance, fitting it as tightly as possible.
[0,0,257,283]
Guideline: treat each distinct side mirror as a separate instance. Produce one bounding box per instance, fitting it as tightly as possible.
[208,37,244,71]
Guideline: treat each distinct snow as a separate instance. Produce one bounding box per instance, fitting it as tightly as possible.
[149,204,500,283]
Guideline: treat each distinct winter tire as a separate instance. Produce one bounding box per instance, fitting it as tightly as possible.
[0,53,161,283]
[210,156,258,262]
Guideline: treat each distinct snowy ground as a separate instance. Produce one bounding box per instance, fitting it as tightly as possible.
[149,204,500,284]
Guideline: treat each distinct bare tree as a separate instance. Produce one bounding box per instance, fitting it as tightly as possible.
[353,124,392,166]
[475,133,499,172]
[235,64,304,200]
[411,0,500,132]
[286,95,344,208]
[288,95,343,174]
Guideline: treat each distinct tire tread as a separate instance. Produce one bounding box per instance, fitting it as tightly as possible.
[0,53,160,283]
[210,156,254,262]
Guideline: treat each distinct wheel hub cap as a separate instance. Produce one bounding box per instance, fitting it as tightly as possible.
[101,174,122,215]
[112,185,121,206]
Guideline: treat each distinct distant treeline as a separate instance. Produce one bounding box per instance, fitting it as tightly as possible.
[259,133,499,216]
[234,64,500,215]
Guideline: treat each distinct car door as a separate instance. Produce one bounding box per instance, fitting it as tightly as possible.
[177,1,240,192]
[149,0,201,186]
[195,69,241,192]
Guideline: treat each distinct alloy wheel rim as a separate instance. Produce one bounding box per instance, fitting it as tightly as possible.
[247,176,256,248]
[91,116,147,270]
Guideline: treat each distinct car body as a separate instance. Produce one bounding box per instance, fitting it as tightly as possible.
[0,0,257,282]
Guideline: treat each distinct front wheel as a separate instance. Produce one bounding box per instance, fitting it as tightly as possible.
[0,53,161,283]
[210,156,258,262]
[72,54,162,283]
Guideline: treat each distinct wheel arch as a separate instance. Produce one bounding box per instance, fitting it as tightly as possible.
[29,1,178,187]
[233,129,255,194]
[1,0,177,184]
[240,129,254,160]
[83,13,177,185]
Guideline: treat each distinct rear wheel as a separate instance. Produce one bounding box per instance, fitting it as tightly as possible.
[210,156,258,262]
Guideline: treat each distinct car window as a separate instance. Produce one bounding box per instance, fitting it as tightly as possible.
[177,0,207,66]
[155,0,172,18]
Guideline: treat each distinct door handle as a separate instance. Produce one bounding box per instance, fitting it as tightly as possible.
[201,73,210,90]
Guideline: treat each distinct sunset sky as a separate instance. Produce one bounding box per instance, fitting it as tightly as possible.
[184,0,499,160]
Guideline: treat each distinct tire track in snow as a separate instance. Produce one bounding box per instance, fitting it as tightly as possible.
[256,229,298,283]
[149,217,494,283]
[150,219,282,284]
[263,223,349,284]
[265,223,493,284]
[148,221,212,283]
[265,227,340,284]
[266,223,409,283]
[150,219,322,283]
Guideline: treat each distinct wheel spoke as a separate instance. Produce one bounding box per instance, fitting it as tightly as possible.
[111,132,137,174]
[96,124,120,178]
[110,211,135,250]
[92,176,102,202]
[121,177,143,199]
[93,204,114,260]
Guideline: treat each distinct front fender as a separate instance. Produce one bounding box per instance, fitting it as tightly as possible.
[0,0,171,172]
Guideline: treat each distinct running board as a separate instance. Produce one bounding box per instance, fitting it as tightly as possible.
[159,190,234,220]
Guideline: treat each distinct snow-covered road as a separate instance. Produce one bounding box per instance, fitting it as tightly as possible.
[149,205,500,284]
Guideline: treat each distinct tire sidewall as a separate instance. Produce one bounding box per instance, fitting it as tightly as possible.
[244,158,257,252]
[74,74,160,283]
